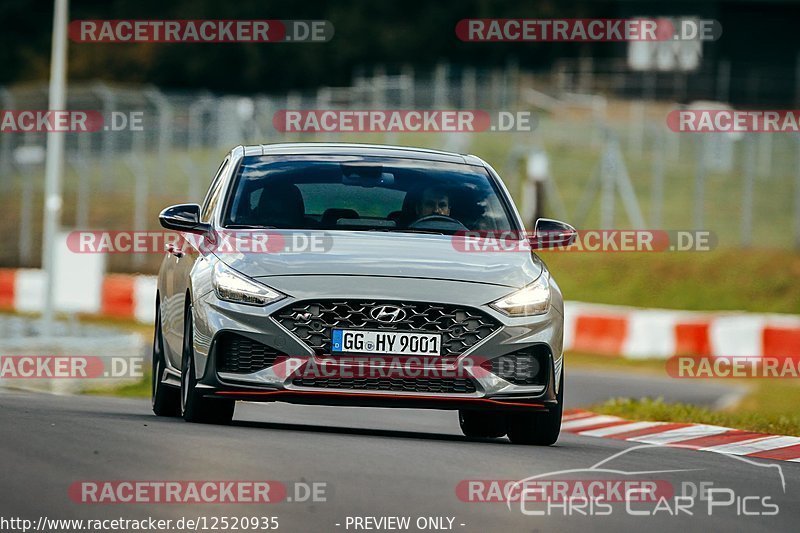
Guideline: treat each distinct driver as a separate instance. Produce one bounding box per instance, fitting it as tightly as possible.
[416,186,451,218]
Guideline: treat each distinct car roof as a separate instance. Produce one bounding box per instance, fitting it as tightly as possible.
[242,142,487,166]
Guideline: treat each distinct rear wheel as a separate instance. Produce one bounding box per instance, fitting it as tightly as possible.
[151,305,180,417]
[458,410,508,438]
[507,367,564,446]
[181,308,235,424]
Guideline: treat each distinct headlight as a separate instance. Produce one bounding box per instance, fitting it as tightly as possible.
[213,262,286,306]
[490,272,551,317]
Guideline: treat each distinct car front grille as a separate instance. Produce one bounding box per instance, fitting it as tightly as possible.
[274,300,501,357]
[291,376,477,394]
[216,333,284,374]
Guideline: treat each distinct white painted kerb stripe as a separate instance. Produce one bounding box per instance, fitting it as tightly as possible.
[561,415,623,431]
[630,424,730,445]
[701,436,800,455]
[580,421,665,438]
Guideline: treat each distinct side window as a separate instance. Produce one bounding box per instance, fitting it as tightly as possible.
[201,158,230,222]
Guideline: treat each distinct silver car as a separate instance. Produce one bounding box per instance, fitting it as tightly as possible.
[152,143,575,445]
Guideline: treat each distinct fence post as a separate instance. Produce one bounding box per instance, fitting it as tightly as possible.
[693,135,707,230]
[19,163,34,266]
[188,95,214,150]
[757,134,772,179]
[401,64,415,108]
[628,101,645,160]
[70,154,90,228]
[505,59,518,108]
[145,87,173,182]
[650,128,664,228]
[93,82,116,190]
[125,156,149,269]
[433,63,449,108]
[741,135,756,247]
[600,137,617,228]
[716,60,730,103]
[0,88,13,177]
[462,67,477,109]
[15,142,45,267]
[578,56,594,94]
[795,136,800,249]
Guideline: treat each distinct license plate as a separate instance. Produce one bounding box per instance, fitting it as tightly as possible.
[331,329,441,356]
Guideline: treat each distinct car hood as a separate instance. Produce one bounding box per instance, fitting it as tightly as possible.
[212,230,543,289]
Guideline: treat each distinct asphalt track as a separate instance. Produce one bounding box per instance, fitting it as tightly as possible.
[0,370,795,533]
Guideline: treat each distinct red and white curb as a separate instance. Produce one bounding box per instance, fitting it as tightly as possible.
[563,301,800,360]
[0,268,156,323]
[563,410,800,463]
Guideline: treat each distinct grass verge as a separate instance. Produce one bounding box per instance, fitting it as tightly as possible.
[82,371,151,398]
[573,352,800,436]
[543,248,800,314]
[590,392,800,437]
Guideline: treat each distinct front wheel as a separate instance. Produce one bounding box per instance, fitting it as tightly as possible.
[507,367,564,446]
[181,308,235,424]
[152,304,180,417]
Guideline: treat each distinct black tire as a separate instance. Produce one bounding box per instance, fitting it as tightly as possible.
[151,304,180,417]
[507,367,564,446]
[458,410,508,438]
[181,307,235,424]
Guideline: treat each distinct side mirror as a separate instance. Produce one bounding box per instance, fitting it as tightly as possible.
[159,204,212,235]
[529,218,577,249]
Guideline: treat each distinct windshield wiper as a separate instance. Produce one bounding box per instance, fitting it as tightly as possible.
[224,224,277,229]
[350,228,449,235]
[388,228,447,235]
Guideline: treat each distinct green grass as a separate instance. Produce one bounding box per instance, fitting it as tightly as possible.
[569,351,800,436]
[590,392,800,437]
[543,248,800,314]
[83,371,151,398]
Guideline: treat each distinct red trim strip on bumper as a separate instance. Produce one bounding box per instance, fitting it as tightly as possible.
[216,389,546,409]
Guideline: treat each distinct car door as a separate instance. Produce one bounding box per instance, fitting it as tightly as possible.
[162,155,231,367]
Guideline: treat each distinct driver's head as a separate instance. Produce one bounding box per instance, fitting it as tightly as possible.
[255,183,305,227]
[417,186,451,217]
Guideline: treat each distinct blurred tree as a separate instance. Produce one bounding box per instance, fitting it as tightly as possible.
[0,0,641,92]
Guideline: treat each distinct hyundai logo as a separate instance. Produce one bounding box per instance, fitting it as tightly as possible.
[369,305,407,323]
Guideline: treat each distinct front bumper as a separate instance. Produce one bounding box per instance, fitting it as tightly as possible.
[190,276,564,410]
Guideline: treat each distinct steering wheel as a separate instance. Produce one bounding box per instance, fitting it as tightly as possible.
[408,214,468,230]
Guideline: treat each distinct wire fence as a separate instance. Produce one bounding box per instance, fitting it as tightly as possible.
[2,62,799,273]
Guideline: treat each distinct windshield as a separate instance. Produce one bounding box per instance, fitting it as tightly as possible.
[222,155,517,234]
